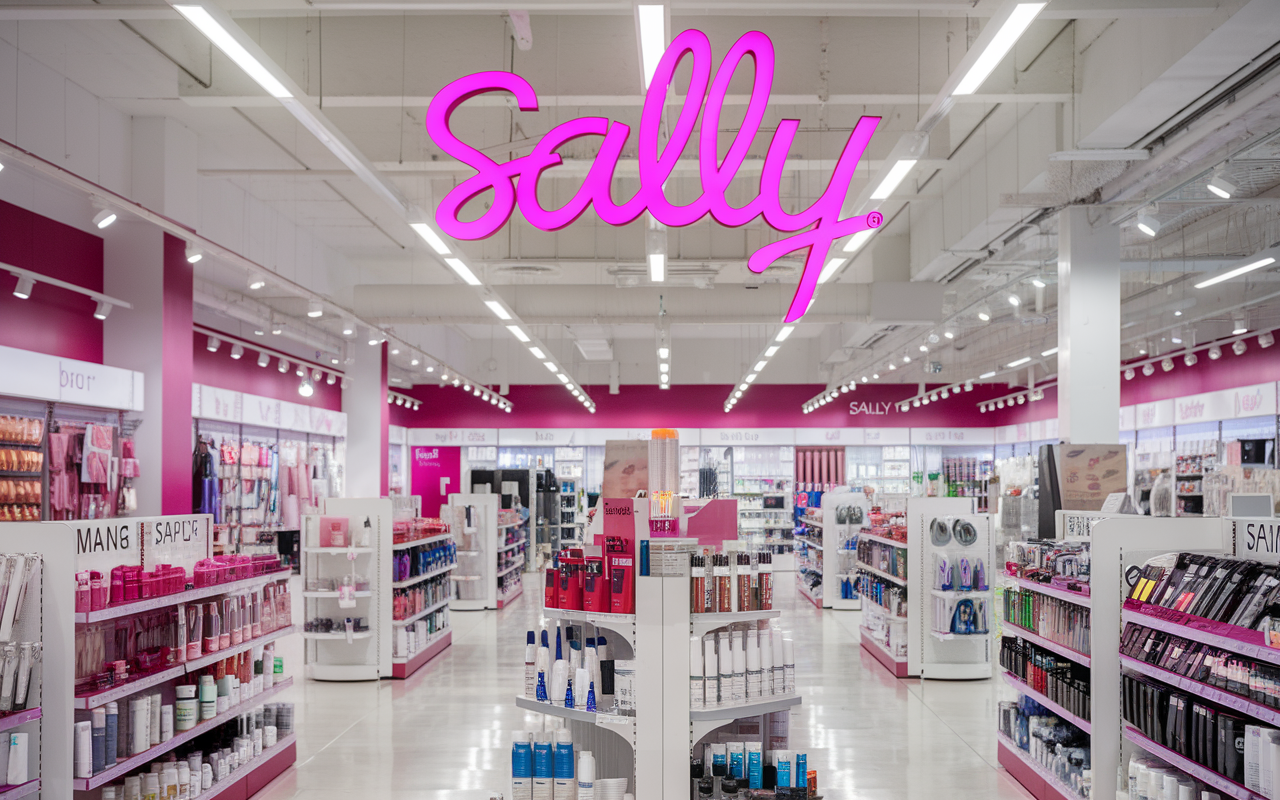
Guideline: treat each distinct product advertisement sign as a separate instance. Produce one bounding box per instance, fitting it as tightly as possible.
[407,428,498,446]
[72,518,142,573]
[0,344,145,411]
[1231,517,1280,564]
[410,445,461,517]
[1174,382,1278,424]
[141,515,213,571]
[1056,445,1129,511]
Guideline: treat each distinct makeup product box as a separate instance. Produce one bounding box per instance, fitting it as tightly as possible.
[558,551,584,611]
[583,556,608,613]
[543,568,558,609]
[602,499,636,615]
[318,517,350,548]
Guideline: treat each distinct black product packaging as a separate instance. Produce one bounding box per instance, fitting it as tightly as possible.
[1221,714,1245,783]
[1204,707,1218,772]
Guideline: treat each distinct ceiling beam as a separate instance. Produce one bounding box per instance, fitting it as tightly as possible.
[181,93,1071,109]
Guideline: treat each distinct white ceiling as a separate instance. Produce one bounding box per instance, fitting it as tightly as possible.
[4,0,1280,401]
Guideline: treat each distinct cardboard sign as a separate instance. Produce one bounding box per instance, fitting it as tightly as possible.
[1234,517,1280,564]
[141,515,213,571]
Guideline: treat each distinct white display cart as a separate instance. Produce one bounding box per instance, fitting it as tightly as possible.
[302,498,392,681]
[824,489,867,611]
[449,493,524,611]
[517,501,805,797]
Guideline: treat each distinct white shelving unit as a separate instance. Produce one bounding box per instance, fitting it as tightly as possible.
[388,503,456,679]
[913,502,993,680]
[302,497,393,681]
[823,489,867,611]
[856,500,912,678]
[995,512,1226,800]
[449,493,525,610]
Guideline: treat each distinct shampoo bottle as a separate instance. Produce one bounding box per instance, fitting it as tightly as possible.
[511,731,533,800]
[718,633,732,707]
[536,630,551,703]
[576,750,595,800]
[553,729,575,800]
[524,632,537,698]
[776,750,792,788]
[745,630,762,699]
[746,742,763,789]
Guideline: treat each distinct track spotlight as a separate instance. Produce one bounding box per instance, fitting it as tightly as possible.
[1124,368,1136,381]
[1233,314,1248,335]
[912,399,920,408]
[1161,357,1174,372]
[1233,339,1248,356]
[93,209,117,229]
[326,373,337,385]
[185,244,202,264]
[248,275,266,291]
[1260,331,1275,349]
[1135,209,1161,237]
[271,321,284,336]
[941,389,949,399]
[1142,363,1155,376]
[1008,293,1021,307]
[93,301,112,320]
[278,358,290,373]
[206,336,220,353]
[1209,345,1222,360]
[312,369,322,382]
[979,404,987,413]
[295,365,306,378]
[12,276,33,300]
[1016,395,1026,404]
[977,307,991,322]
[257,352,270,368]
[341,378,350,389]
[1183,352,1197,367]
[996,400,1005,409]
[298,378,314,398]
[307,300,323,318]
[230,344,244,360]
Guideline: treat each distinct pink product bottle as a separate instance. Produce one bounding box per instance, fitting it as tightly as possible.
[275,583,291,628]
[220,599,234,649]
[88,572,108,610]
[250,593,262,639]
[203,601,221,653]
[75,571,91,613]
[185,604,203,660]
[261,587,276,634]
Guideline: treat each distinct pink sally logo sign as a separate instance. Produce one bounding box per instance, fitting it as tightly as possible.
[425,29,884,323]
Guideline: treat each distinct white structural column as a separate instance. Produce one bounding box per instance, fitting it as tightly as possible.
[1057,206,1121,444]
[344,343,388,498]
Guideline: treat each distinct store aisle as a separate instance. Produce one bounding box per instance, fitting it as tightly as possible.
[261,575,1033,799]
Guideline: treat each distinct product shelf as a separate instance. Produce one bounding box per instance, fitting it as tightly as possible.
[1119,654,1280,728]
[498,540,525,553]
[1004,575,1091,608]
[75,569,293,624]
[197,733,297,800]
[0,781,38,800]
[1123,726,1256,800]
[689,693,800,722]
[1000,671,1091,733]
[544,607,636,648]
[857,530,907,549]
[689,609,779,640]
[497,579,524,609]
[996,733,1079,800]
[392,597,450,627]
[929,588,992,600]
[185,625,299,673]
[794,536,823,550]
[301,631,372,641]
[799,518,822,528]
[1002,622,1091,668]
[854,560,907,587]
[860,626,908,677]
[0,709,38,737]
[302,590,373,599]
[1121,600,1280,667]
[514,695,635,746]
[391,629,452,678]
[796,576,821,609]
[75,664,187,711]
[497,521,521,530]
[858,594,907,619]
[497,561,523,578]
[303,547,374,555]
[391,533,452,551]
[391,562,456,589]
[929,630,990,641]
[72,677,294,791]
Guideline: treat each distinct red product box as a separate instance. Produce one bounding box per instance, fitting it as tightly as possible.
[544,567,558,609]
[582,556,608,613]
[558,550,585,610]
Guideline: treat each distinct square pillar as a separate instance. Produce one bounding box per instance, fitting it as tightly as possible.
[1057,206,1121,444]
[344,342,388,498]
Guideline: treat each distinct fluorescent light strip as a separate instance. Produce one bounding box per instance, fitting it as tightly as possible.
[507,325,530,342]
[544,362,558,372]
[1007,357,1031,368]
[409,223,450,255]
[754,361,767,372]
[173,6,292,98]
[979,371,997,379]
[842,229,875,254]
[485,300,511,320]
[775,326,795,342]
[817,257,846,285]
[557,373,569,383]
[1195,257,1277,289]
[648,253,665,282]
[445,258,482,286]
[765,346,779,357]
[869,159,917,200]
[952,3,1047,96]
[636,5,666,89]
[1041,347,1058,357]
[529,347,545,359]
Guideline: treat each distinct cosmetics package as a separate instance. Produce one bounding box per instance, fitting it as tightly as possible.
[8,732,27,785]
[582,557,608,613]
[511,732,533,800]
[544,568,558,609]
[75,720,92,778]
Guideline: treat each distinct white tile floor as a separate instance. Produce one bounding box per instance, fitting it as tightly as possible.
[261,574,1035,799]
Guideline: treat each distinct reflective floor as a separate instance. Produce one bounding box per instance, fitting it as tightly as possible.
[261,574,1034,799]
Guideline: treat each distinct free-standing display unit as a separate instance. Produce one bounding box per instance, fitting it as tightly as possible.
[449,494,524,611]
[915,503,994,680]
[856,499,912,677]
[389,507,456,679]
[301,498,390,681]
[796,489,866,611]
